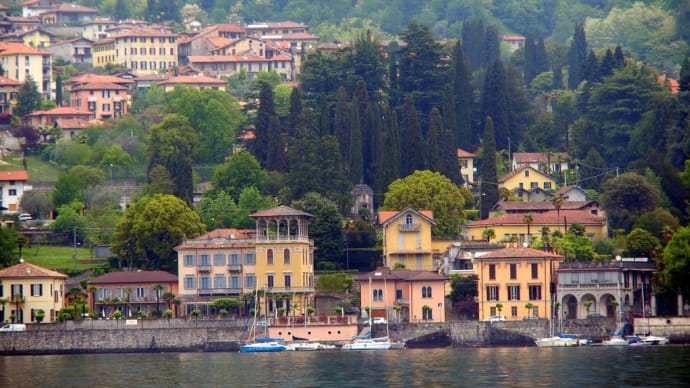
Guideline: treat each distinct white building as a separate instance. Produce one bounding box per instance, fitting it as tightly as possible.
[0,170,31,213]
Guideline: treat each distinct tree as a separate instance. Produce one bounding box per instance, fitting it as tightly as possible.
[210,151,267,200]
[382,170,465,237]
[567,22,587,89]
[449,274,478,303]
[400,95,425,176]
[481,60,510,150]
[292,192,343,270]
[601,173,660,232]
[250,81,276,167]
[153,284,164,314]
[147,114,199,205]
[0,226,19,268]
[662,226,690,297]
[19,191,53,220]
[111,194,205,272]
[480,117,498,220]
[523,214,534,244]
[525,302,534,317]
[50,204,88,243]
[14,76,41,117]
[626,228,660,258]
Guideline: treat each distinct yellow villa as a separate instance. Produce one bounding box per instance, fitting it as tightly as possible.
[379,208,437,271]
[499,166,557,192]
[475,244,564,321]
[0,261,67,323]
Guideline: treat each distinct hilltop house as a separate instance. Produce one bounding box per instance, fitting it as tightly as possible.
[457,148,475,187]
[0,170,31,213]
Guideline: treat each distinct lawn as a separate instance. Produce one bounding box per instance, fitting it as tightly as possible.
[0,155,63,183]
[21,245,108,272]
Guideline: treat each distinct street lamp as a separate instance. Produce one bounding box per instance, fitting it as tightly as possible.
[109,163,114,184]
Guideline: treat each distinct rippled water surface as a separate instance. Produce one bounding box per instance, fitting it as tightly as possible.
[2,346,690,387]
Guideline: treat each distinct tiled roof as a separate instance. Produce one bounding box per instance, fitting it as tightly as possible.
[502,35,525,41]
[478,245,564,260]
[207,36,232,48]
[89,270,177,285]
[0,262,68,279]
[261,32,319,40]
[379,208,434,225]
[26,106,91,116]
[513,152,568,164]
[71,82,128,91]
[0,41,52,55]
[493,200,599,212]
[55,3,98,13]
[249,205,313,218]
[195,228,254,240]
[65,74,135,85]
[248,21,307,29]
[466,209,606,228]
[158,75,226,85]
[457,148,475,158]
[0,76,22,86]
[111,28,178,39]
[54,117,98,129]
[188,55,272,63]
[0,170,29,181]
[353,268,448,282]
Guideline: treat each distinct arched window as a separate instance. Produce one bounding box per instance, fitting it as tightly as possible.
[422,286,432,298]
[405,214,413,224]
[267,249,274,265]
[284,249,290,264]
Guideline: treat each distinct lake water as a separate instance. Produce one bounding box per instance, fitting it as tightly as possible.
[1,346,689,387]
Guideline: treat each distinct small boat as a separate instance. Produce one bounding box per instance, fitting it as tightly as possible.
[341,338,392,350]
[603,331,637,346]
[535,333,579,347]
[631,335,670,346]
[240,342,286,352]
[285,341,336,351]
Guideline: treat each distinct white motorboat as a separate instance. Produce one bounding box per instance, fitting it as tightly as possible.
[535,335,579,347]
[633,335,670,346]
[285,341,336,351]
[341,338,392,350]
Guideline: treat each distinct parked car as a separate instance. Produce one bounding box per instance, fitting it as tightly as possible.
[587,313,605,319]
[523,316,540,321]
[482,315,507,322]
[372,317,387,325]
[18,213,32,221]
[0,323,27,332]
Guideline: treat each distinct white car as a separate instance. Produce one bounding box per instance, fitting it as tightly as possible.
[482,315,506,322]
[372,317,387,325]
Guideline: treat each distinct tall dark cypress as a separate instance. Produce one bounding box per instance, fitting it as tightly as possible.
[401,95,425,176]
[452,41,473,149]
[613,46,626,70]
[599,48,615,79]
[375,104,401,203]
[266,115,285,172]
[334,86,350,160]
[354,80,373,184]
[349,97,363,184]
[535,38,549,77]
[319,94,329,136]
[287,86,303,138]
[427,108,443,172]
[582,50,600,83]
[480,116,498,220]
[462,19,485,70]
[524,34,537,84]
[481,60,510,151]
[441,87,462,186]
[482,26,500,68]
[250,81,274,167]
[567,22,588,89]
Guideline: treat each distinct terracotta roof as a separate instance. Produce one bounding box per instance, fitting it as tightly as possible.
[26,106,91,116]
[261,33,319,41]
[249,205,313,218]
[89,270,177,285]
[378,208,435,225]
[53,117,96,129]
[194,228,254,240]
[353,268,447,282]
[55,3,98,13]
[477,245,564,260]
[513,152,568,164]
[71,82,128,91]
[212,24,246,33]
[493,200,599,212]
[247,21,307,29]
[0,41,52,55]
[457,148,475,158]
[188,55,272,63]
[158,75,226,85]
[0,262,68,279]
[65,74,135,85]
[0,76,22,86]
[501,35,526,41]
[207,36,232,48]
[466,209,606,228]
[0,170,29,181]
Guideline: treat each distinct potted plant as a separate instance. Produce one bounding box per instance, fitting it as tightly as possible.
[35,309,45,323]
[422,305,432,321]
[306,306,315,322]
[219,309,229,318]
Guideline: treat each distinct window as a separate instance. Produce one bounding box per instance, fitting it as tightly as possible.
[396,289,403,300]
[245,253,256,265]
[416,255,422,270]
[489,264,496,280]
[184,276,196,290]
[230,254,240,265]
[31,284,43,297]
[8,189,17,196]
[102,103,111,112]
[141,61,146,70]
[11,284,23,298]
[88,101,96,111]
[200,254,210,266]
[230,275,241,289]
[214,275,226,288]
[422,286,432,298]
[213,254,225,266]
[544,182,552,190]
[405,214,413,224]
[284,249,290,265]
[284,274,291,288]
[200,276,211,290]
[150,48,155,55]
[132,47,137,55]
[490,307,496,316]
[531,263,538,279]
[373,289,383,301]
[267,249,274,265]
[525,169,530,177]
[511,306,518,317]
[508,285,520,301]
[245,274,256,289]
[519,182,524,189]
[528,285,542,300]
[267,274,274,288]
[459,159,468,168]
[423,307,433,320]
[136,287,146,298]
[530,182,538,189]
[486,286,499,301]
[184,254,195,266]
[102,90,110,98]
[510,263,517,279]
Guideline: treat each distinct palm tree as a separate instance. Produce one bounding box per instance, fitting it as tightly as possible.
[163,292,176,310]
[123,287,133,317]
[584,300,593,315]
[495,303,503,316]
[525,302,534,317]
[152,284,164,315]
[522,213,534,245]
[611,299,619,319]
[12,294,24,323]
[482,228,496,243]
[551,194,568,230]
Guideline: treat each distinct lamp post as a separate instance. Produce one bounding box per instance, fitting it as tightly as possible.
[16,235,27,263]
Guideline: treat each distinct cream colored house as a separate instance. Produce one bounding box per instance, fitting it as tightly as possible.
[0,41,53,98]
[457,148,475,187]
[0,261,67,323]
[379,208,436,271]
[92,28,178,75]
[499,166,557,192]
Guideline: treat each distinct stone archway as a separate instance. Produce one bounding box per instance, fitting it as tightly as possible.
[600,293,616,317]
[562,294,578,319]
[581,294,596,317]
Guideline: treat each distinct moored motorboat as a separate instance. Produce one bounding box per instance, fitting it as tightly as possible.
[341,338,392,350]
[239,342,286,352]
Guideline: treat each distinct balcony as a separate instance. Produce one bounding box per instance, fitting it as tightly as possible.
[227,264,242,272]
[398,223,420,232]
[197,265,211,272]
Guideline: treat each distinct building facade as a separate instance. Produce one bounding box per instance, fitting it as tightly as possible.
[87,270,178,318]
[475,244,564,321]
[499,166,557,192]
[0,170,30,213]
[457,148,475,187]
[0,261,67,323]
[0,41,52,98]
[93,29,178,75]
[379,208,436,271]
[0,75,21,114]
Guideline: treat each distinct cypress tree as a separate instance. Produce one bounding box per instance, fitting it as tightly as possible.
[400,95,425,176]
[441,90,462,186]
[462,19,485,70]
[582,50,600,83]
[482,26,501,68]
[553,66,564,90]
[480,116,498,220]
[535,37,549,77]
[599,48,615,79]
[287,86,303,138]
[55,74,63,107]
[506,62,534,149]
[319,94,329,136]
[567,22,588,89]
[266,115,285,172]
[375,105,401,205]
[452,41,473,149]
[613,46,626,70]
[349,97,363,184]
[251,81,275,167]
[524,34,537,84]
[427,108,443,173]
[334,86,350,160]
[354,80,373,183]
[481,60,510,151]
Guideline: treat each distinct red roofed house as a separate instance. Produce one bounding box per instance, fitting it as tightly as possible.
[67,74,130,120]
[157,74,227,92]
[457,148,475,187]
[0,261,68,323]
[23,106,96,139]
[355,268,448,323]
[0,170,31,213]
[187,53,295,81]
[501,35,525,53]
[177,23,247,65]
[512,152,569,174]
[476,243,564,321]
[379,208,437,271]
[87,270,179,318]
[0,41,52,98]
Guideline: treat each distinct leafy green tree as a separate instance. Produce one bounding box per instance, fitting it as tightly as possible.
[52,165,105,208]
[19,191,53,219]
[383,170,465,237]
[662,226,690,297]
[210,151,267,200]
[233,186,277,228]
[480,117,498,220]
[0,226,19,268]
[50,205,88,243]
[552,232,595,261]
[14,76,41,117]
[147,114,199,205]
[449,274,478,303]
[111,194,205,272]
[626,228,660,258]
[601,173,661,232]
[292,192,343,270]
[315,273,353,293]
[196,190,238,230]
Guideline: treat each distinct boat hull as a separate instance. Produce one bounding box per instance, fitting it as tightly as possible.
[535,337,578,347]
[342,339,392,350]
[239,342,286,352]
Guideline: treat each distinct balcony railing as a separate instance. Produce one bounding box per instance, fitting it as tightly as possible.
[227,264,242,272]
[398,223,420,232]
[197,265,212,272]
